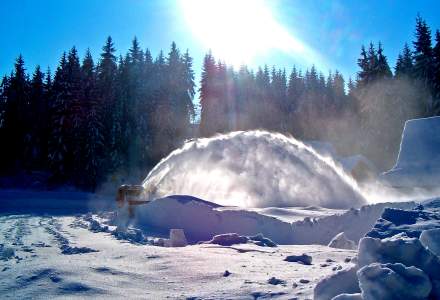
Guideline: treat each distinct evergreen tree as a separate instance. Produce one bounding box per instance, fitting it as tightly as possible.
[376,42,393,79]
[81,49,104,188]
[199,52,218,136]
[395,43,414,78]
[28,65,46,168]
[413,15,434,85]
[4,55,30,168]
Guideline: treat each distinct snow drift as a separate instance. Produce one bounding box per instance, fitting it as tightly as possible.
[381,116,440,188]
[130,195,414,244]
[142,131,365,209]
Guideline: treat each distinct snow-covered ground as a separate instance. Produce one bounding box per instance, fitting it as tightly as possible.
[0,190,422,299]
[0,211,356,299]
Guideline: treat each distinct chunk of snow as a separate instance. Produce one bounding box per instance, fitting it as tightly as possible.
[169,229,188,247]
[314,266,360,300]
[357,235,440,280]
[284,253,312,265]
[357,263,432,300]
[248,233,277,247]
[203,233,248,246]
[381,116,440,188]
[267,277,286,285]
[420,229,440,257]
[328,232,357,250]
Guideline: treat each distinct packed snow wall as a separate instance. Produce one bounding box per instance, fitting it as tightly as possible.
[381,116,440,188]
[142,131,366,209]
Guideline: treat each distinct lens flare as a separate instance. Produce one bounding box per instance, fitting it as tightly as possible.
[179,0,327,69]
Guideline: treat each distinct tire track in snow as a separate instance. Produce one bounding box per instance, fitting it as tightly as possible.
[43,217,98,255]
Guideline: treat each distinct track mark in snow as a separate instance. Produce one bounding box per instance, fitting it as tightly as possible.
[43,217,98,255]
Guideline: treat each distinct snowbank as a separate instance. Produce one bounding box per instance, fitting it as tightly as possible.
[381,116,440,188]
[124,195,415,245]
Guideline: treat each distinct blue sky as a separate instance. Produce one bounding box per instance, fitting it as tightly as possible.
[1,0,439,84]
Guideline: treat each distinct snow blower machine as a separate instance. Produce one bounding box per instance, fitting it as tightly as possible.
[116,184,150,218]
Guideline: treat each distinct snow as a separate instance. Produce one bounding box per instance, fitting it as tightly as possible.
[420,228,440,256]
[142,131,366,209]
[314,266,360,300]
[0,188,435,299]
[0,214,357,299]
[284,253,313,265]
[328,232,357,250]
[316,198,440,300]
[366,205,440,239]
[357,263,432,300]
[381,116,440,188]
[127,195,415,245]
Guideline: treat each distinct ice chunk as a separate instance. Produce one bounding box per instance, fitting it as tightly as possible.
[357,263,431,300]
[420,229,440,257]
[328,232,357,250]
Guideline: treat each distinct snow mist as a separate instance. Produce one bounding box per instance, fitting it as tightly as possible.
[142,131,366,209]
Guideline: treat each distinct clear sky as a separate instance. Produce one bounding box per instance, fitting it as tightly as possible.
[1,0,439,84]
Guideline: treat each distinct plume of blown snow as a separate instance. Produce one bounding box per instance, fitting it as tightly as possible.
[142,131,366,209]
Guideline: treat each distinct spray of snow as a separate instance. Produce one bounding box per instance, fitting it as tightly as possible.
[142,131,366,209]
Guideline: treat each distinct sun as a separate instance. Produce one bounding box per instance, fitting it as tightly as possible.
[179,0,308,68]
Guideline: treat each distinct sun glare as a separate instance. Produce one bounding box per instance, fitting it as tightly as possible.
[180,0,321,68]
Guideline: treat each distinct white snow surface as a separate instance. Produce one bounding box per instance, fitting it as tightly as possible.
[0,214,357,299]
[142,131,366,209]
[381,116,440,188]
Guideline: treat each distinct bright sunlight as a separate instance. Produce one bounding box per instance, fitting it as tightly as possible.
[180,0,318,68]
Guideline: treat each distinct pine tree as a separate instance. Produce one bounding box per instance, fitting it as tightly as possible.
[376,42,393,79]
[395,43,414,78]
[48,52,69,180]
[413,15,434,85]
[81,49,104,188]
[28,65,46,168]
[433,30,440,113]
[199,52,218,137]
[97,36,118,172]
[5,55,30,168]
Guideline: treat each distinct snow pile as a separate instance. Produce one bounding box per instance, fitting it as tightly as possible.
[381,116,440,188]
[142,131,365,209]
[315,199,440,300]
[122,195,415,245]
[357,263,432,300]
[328,232,357,250]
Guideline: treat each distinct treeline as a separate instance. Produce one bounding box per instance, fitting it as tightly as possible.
[0,38,195,188]
[1,15,439,189]
[198,15,440,168]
